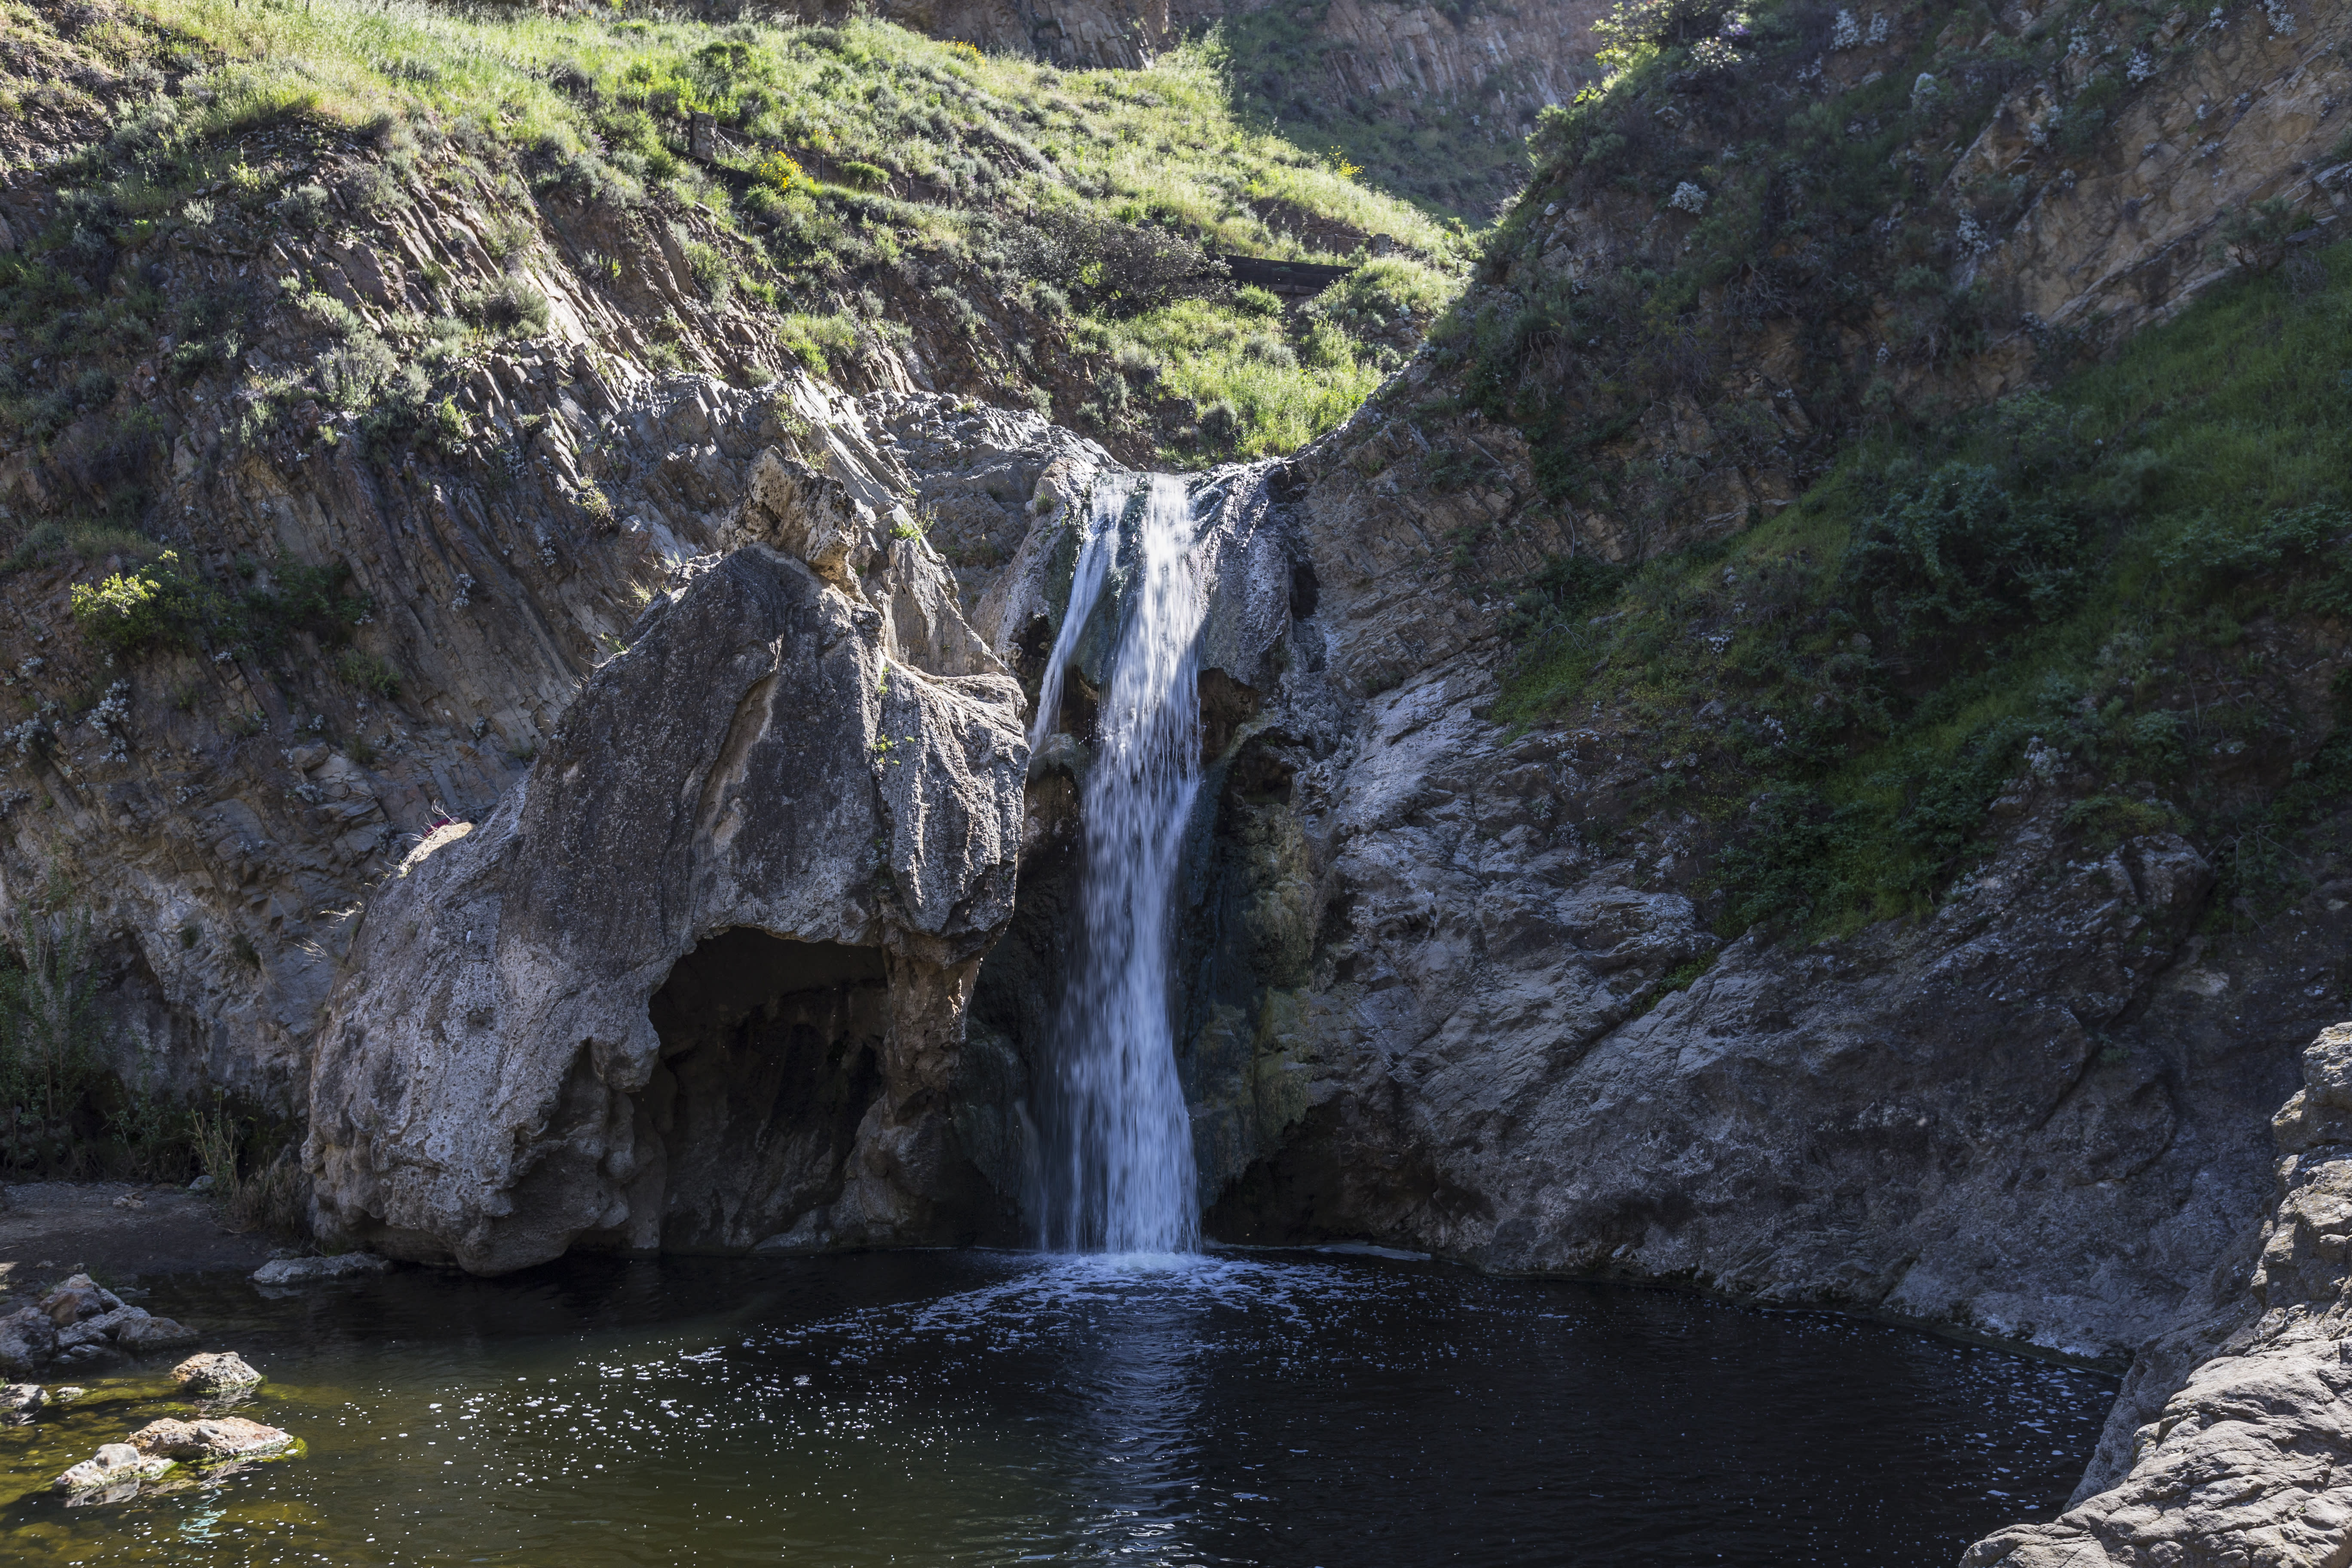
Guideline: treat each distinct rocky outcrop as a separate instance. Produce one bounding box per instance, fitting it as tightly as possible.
[1966,1023,2352,1567]
[0,1272,196,1371]
[303,399,1043,1272]
[1187,0,1605,128]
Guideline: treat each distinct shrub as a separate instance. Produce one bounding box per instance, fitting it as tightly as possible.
[836,159,890,190]
[335,647,402,696]
[1839,461,2087,640]
[681,237,735,302]
[779,310,859,374]
[1010,207,1224,317]
[1234,284,1283,318]
[752,148,805,190]
[456,277,551,335]
[69,550,202,653]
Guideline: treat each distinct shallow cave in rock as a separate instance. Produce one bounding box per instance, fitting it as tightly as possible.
[638,928,888,1253]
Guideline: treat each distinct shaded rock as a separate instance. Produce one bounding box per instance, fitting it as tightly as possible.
[172,1351,262,1393]
[306,536,1029,1274]
[0,1305,58,1373]
[1966,1023,2352,1565]
[113,1317,197,1354]
[250,1252,394,1286]
[129,1415,293,1461]
[56,1305,150,1349]
[39,1274,117,1326]
[53,1442,172,1494]
[0,1383,44,1425]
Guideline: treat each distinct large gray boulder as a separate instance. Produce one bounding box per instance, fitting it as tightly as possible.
[304,526,1028,1273]
[1964,1023,2352,1566]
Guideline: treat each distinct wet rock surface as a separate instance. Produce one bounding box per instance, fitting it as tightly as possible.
[53,1441,172,1496]
[250,1252,394,1286]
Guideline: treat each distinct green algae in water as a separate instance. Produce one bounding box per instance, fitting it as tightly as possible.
[0,1252,2115,1565]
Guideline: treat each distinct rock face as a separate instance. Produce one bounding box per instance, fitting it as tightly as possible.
[1966,1024,2352,1567]
[304,407,1038,1272]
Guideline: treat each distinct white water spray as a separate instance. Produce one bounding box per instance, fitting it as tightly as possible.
[1032,473,1206,1254]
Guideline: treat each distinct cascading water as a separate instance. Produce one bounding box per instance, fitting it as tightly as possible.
[1031,472,1207,1254]
[1027,475,1128,753]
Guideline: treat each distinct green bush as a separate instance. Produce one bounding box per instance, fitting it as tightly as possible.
[778,310,859,374]
[456,276,551,335]
[1839,461,2088,638]
[335,647,402,695]
[69,550,203,653]
[680,238,735,302]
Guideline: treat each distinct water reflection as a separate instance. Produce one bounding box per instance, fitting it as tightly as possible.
[0,1250,2114,1567]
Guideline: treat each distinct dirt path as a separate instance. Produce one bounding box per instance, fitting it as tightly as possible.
[0,1184,276,1303]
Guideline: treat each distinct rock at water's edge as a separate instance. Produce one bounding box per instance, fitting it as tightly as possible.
[251,1253,393,1286]
[130,1415,293,1461]
[1964,1022,2352,1566]
[172,1352,262,1393]
[116,1317,198,1354]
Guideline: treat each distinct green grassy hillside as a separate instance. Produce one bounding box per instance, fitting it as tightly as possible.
[0,0,1467,474]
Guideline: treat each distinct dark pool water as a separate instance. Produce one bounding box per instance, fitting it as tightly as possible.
[0,1249,2114,1566]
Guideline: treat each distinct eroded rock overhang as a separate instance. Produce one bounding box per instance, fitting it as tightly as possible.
[304,493,1029,1274]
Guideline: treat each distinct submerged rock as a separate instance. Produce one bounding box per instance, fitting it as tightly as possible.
[172,1352,263,1393]
[250,1253,394,1286]
[116,1317,198,1354]
[129,1415,293,1462]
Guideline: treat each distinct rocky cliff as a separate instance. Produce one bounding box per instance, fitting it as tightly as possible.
[4,0,2352,1558]
[1966,1023,2352,1568]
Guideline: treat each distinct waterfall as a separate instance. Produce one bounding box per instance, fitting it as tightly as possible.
[1032,473,1206,1255]
[1027,475,1129,753]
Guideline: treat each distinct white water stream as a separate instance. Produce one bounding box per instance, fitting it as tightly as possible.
[1031,473,1207,1253]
